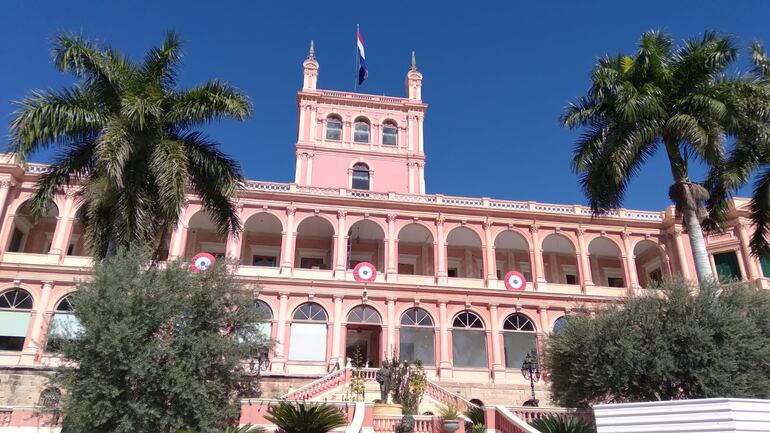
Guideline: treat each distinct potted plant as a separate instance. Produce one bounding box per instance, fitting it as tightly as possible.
[439,405,461,433]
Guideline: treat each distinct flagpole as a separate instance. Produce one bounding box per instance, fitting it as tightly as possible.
[354,24,359,92]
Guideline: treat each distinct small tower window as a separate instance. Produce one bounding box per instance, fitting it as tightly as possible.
[326,115,342,141]
[352,163,370,190]
[354,117,370,143]
[382,121,398,146]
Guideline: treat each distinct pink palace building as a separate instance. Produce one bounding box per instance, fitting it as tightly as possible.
[0,45,768,422]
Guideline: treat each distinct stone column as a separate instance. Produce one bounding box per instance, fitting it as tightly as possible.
[335,211,348,278]
[387,298,396,358]
[538,307,549,334]
[50,189,77,257]
[306,153,314,185]
[736,220,760,280]
[226,204,245,263]
[272,293,289,372]
[576,228,593,289]
[436,217,448,282]
[20,281,54,364]
[281,207,296,273]
[671,227,692,279]
[484,222,497,283]
[489,304,504,376]
[0,178,14,222]
[294,151,303,184]
[407,162,415,193]
[530,224,545,287]
[622,232,640,288]
[386,214,398,280]
[330,295,344,368]
[438,301,452,377]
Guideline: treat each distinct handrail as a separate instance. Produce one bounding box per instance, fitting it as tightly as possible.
[345,402,365,433]
[281,368,346,400]
[506,406,594,424]
[495,406,541,433]
[424,380,477,413]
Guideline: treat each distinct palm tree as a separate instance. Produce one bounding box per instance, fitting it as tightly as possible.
[264,401,347,433]
[706,43,770,258]
[530,415,596,433]
[8,31,251,259]
[561,30,770,285]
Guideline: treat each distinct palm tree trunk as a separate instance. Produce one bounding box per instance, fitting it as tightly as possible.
[681,200,716,286]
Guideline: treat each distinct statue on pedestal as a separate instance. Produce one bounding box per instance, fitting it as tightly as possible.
[375,360,392,403]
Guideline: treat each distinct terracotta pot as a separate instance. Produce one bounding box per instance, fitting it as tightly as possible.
[443,419,460,433]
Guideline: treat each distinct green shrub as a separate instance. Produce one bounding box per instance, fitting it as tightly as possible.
[265,401,347,433]
[530,415,595,433]
[464,406,485,433]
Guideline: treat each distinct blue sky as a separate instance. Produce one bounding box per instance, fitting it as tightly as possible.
[2,0,769,211]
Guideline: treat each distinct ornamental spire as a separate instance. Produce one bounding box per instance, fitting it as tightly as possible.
[410,50,418,72]
[307,39,316,61]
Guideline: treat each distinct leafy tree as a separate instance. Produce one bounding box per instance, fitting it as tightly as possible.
[8,31,251,259]
[530,416,595,433]
[387,355,427,415]
[561,30,770,284]
[544,277,770,408]
[54,246,270,433]
[706,44,770,257]
[264,401,347,433]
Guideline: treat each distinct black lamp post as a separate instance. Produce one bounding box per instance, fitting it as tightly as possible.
[520,352,541,407]
[249,351,270,398]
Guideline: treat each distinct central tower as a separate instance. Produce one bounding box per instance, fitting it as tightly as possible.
[294,43,428,194]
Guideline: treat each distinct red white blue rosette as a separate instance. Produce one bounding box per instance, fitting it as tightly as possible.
[191,252,216,273]
[504,271,527,291]
[353,262,377,282]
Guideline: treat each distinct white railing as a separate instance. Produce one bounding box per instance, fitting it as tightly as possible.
[495,406,542,433]
[424,380,477,413]
[280,368,347,401]
[19,166,665,222]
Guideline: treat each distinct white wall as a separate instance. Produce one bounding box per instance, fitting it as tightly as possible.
[594,398,770,433]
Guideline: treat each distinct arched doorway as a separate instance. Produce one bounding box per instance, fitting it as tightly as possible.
[588,237,626,287]
[241,213,283,266]
[494,230,531,281]
[446,227,483,279]
[7,200,58,254]
[397,224,434,276]
[288,302,328,362]
[399,307,435,365]
[634,240,666,287]
[294,216,335,270]
[345,304,382,367]
[541,234,578,285]
[185,211,227,258]
[451,310,487,368]
[347,220,385,271]
[502,313,538,369]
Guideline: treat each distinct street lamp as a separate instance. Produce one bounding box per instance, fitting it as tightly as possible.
[520,351,541,407]
[249,351,270,398]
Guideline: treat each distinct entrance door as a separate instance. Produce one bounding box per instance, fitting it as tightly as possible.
[345,325,381,367]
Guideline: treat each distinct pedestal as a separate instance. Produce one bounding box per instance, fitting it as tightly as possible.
[372,403,403,416]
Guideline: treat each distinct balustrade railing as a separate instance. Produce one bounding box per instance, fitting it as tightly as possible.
[280,368,347,400]
[506,406,593,424]
[373,415,440,433]
[494,406,540,433]
[424,381,476,413]
[17,160,665,222]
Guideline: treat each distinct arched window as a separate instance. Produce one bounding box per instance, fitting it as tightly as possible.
[0,288,33,351]
[326,115,342,140]
[38,387,62,409]
[289,302,328,362]
[382,121,398,146]
[502,313,537,369]
[400,308,435,365]
[452,310,487,368]
[552,316,567,333]
[47,295,83,352]
[352,163,370,190]
[252,300,273,338]
[354,118,370,143]
[347,305,381,324]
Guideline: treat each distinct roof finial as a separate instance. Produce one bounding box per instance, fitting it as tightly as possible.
[410,51,418,72]
[307,40,316,61]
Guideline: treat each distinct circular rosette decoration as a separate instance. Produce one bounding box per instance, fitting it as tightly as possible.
[503,271,527,291]
[190,252,216,273]
[353,262,377,282]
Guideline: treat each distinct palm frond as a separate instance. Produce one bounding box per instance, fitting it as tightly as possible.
[167,80,252,127]
[265,401,347,433]
[27,141,94,219]
[750,168,770,257]
[141,30,182,88]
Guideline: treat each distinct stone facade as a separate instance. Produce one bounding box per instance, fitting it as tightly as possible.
[0,45,767,416]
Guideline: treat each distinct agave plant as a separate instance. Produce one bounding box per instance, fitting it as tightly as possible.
[179,424,265,433]
[530,415,595,433]
[265,401,347,433]
[464,406,485,433]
